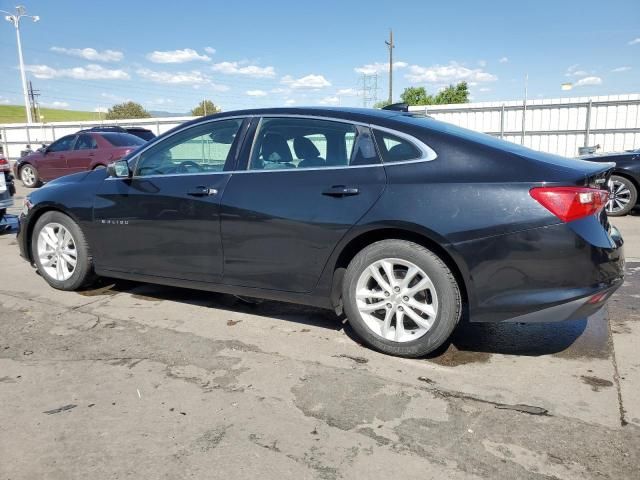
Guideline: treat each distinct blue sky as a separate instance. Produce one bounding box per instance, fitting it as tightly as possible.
[0,0,638,114]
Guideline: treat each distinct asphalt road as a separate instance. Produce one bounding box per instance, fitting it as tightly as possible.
[1,184,639,479]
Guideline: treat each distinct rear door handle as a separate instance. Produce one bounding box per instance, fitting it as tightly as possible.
[187,186,218,197]
[322,185,360,197]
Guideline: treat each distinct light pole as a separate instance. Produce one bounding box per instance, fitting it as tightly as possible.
[2,6,40,124]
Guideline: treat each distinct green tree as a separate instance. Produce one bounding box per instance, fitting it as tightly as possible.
[400,86,433,106]
[399,82,470,106]
[105,101,151,120]
[191,100,221,116]
[433,82,470,104]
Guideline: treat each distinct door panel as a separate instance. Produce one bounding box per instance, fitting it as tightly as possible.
[67,134,97,174]
[91,118,247,283]
[93,173,230,282]
[39,135,76,180]
[221,166,386,292]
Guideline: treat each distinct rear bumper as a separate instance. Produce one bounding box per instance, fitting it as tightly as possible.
[456,222,624,323]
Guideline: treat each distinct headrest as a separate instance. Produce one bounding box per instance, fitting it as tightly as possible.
[293,136,321,159]
[261,133,293,163]
[388,143,416,161]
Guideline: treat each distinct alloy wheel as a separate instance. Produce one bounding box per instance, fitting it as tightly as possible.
[355,258,438,342]
[21,165,36,187]
[606,178,632,214]
[36,222,78,281]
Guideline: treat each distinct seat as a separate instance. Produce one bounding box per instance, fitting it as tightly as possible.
[293,136,325,168]
[260,133,295,169]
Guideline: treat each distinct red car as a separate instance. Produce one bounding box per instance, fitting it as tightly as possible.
[14,131,145,188]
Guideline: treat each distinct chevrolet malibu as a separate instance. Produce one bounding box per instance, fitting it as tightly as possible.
[17,107,625,357]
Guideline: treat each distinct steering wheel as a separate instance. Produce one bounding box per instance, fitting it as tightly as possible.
[176,160,204,173]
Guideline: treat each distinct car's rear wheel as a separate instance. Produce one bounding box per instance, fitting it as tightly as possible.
[342,240,461,358]
[20,164,41,188]
[31,211,96,290]
[93,164,106,170]
[606,175,637,216]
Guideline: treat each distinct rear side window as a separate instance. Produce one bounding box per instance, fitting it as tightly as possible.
[249,117,380,170]
[373,130,423,163]
[101,133,146,147]
[75,134,97,150]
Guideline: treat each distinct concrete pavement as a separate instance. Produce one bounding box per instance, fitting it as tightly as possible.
[1,185,639,479]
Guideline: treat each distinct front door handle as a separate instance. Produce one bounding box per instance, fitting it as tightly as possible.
[187,186,218,197]
[322,185,360,197]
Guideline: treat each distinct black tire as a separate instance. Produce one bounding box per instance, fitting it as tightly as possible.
[20,164,41,188]
[31,211,97,290]
[607,175,637,217]
[0,208,6,218]
[342,240,461,358]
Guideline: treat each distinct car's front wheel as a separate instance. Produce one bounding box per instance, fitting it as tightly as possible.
[20,164,41,188]
[31,211,96,290]
[342,240,462,358]
[606,175,637,216]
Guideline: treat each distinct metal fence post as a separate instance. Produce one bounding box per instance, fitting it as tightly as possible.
[584,99,592,147]
[500,104,505,139]
[1,127,9,158]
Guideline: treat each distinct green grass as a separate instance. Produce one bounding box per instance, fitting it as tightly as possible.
[0,105,99,124]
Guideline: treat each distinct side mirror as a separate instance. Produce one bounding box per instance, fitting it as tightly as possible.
[107,159,131,178]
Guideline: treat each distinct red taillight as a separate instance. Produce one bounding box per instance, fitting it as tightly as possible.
[530,186,608,223]
[0,157,9,172]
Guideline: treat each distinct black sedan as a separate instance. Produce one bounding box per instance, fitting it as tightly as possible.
[581,148,640,216]
[16,107,624,357]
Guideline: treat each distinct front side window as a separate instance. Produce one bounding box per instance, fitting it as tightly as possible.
[373,130,423,163]
[48,135,76,153]
[134,119,243,177]
[249,117,379,170]
[74,134,97,150]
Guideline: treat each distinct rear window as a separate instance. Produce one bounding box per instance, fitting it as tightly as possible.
[128,129,155,141]
[101,133,146,147]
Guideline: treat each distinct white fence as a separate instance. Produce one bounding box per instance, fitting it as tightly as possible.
[409,93,640,157]
[0,116,194,161]
[2,93,640,161]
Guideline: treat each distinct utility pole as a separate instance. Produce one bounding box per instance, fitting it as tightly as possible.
[521,73,528,145]
[203,99,207,116]
[28,80,40,122]
[385,29,395,104]
[2,6,40,124]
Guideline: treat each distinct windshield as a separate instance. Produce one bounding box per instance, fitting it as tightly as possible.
[101,133,146,147]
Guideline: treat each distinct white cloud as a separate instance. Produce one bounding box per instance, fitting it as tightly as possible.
[336,88,358,96]
[0,96,11,105]
[270,87,289,94]
[565,64,590,77]
[498,57,509,63]
[478,87,491,92]
[405,62,497,83]
[94,107,108,113]
[354,61,408,75]
[284,99,296,106]
[146,48,211,63]
[51,46,124,62]
[25,64,130,80]
[204,46,216,55]
[477,59,487,67]
[281,74,331,89]
[146,98,174,106]
[611,66,631,73]
[136,68,229,91]
[42,100,70,109]
[246,89,267,97]
[628,38,640,45]
[211,61,275,78]
[574,76,602,87]
[319,96,339,105]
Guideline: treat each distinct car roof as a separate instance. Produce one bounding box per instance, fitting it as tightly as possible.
[200,107,406,124]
